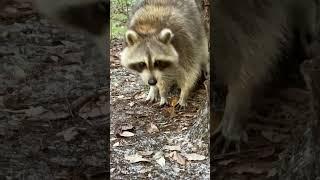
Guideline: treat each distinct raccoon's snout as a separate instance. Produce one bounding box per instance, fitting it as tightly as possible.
[148,77,157,86]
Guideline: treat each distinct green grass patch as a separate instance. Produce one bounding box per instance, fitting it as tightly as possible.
[111,0,137,40]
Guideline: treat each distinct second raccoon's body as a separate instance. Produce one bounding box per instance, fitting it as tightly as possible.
[211,0,320,151]
[121,0,208,107]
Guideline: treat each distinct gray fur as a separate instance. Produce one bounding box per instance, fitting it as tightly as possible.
[212,0,320,141]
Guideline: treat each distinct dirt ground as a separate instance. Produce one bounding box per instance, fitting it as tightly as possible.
[0,1,108,179]
[212,84,312,180]
[110,39,210,179]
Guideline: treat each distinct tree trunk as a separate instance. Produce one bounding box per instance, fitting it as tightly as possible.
[187,0,210,142]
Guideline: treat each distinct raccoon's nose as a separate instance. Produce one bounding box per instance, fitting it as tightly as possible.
[148,78,157,86]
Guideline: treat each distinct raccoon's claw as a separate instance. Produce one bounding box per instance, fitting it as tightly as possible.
[174,103,186,110]
[174,99,187,110]
[211,125,248,155]
[146,96,158,103]
[146,86,159,103]
[159,97,169,107]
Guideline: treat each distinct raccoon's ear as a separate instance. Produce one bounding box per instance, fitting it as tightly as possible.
[159,28,174,44]
[126,30,139,46]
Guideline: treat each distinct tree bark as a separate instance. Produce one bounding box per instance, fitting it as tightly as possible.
[188,0,210,142]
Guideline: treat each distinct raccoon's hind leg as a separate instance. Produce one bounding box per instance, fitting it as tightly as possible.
[146,86,159,103]
[212,70,260,153]
[212,82,252,154]
[220,81,251,140]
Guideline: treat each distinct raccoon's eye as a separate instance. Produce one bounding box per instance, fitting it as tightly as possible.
[138,62,146,69]
[128,62,146,72]
[154,60,171,70]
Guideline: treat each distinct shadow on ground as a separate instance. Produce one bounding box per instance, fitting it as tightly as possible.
[0,1,108,179]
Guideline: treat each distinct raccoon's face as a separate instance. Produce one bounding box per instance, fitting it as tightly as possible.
[121,28,179,86]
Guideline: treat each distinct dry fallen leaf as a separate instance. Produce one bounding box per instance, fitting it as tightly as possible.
[153,151,166,168]
[170,97,179,107]
[168,97,179,118]
[25,106,47,117]
[163,145,181,152]
[124,154,150,163]
[183,153,206,161]
[181,127,188,131]
[113,142,120,147]
[163,97,179,118]
[117,95,125,99]
[172,167,182,173]
[115,123,135,137]
[119,131,135,137]
[147,123,160,134]
[153,151,164,159]
[129,102,135,107]
[259,147,275,158]
[134,91,146,99]
[171,151,186,165]
[138,168,152,174]
[40,111,69,121]
[12,65,26,80]
[156,157,166,168]
[218,159,235,166]
[49,55,59,63]
[56,127,79,142]
[110,168,116,173]
[121,124,134,131]
[138,150,154,156]
[164,107,176,118]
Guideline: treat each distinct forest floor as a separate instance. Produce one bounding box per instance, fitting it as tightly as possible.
[110,39,210,179]
[0,1,108,179]
[212,83,312,180]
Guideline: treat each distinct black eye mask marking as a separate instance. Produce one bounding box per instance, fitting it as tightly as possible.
[128,62,146,72]
[154,60,172,70]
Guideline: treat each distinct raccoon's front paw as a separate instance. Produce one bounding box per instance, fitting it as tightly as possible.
[146,93,158,102]
[174,98,187,110]
[159,97,169,107]
[146,86,159,102]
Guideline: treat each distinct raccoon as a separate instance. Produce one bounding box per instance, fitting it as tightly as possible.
[121,0,209,108]
[211,0,320,152]
[34,0,108,55]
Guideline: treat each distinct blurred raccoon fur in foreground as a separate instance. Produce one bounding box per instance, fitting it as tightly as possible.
[212,0,320,152]
[34,0,108,55]
[121,0,209,108]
